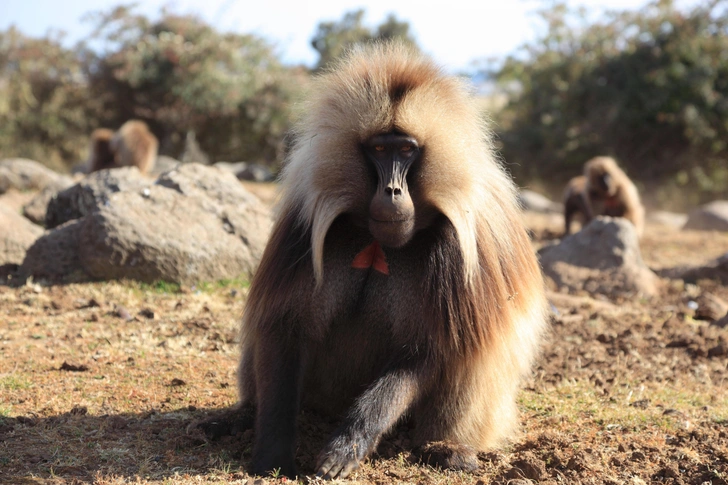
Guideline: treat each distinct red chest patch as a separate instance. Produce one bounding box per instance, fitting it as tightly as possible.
[351,241,389,275]
[603,196,621,209]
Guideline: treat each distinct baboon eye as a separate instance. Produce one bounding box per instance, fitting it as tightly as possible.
[400,145,412,152]
[375,145,385,152]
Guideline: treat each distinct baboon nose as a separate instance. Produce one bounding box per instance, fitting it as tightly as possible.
[385,186,402,197]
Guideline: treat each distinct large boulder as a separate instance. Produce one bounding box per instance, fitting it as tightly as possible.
[0,203,43,266]
[148,155,181,177]
[20,220,83,280]
[22,176,76,226]
[21,163,272,284]
[0,159,69,194]
[539,217,658,297]
[519,189,563,214]
[683,201,728,231]
[45,167,151,229]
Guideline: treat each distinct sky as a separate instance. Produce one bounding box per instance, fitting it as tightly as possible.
[0,0,701,72]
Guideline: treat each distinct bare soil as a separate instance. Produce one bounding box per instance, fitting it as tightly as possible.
[1,213,727,484]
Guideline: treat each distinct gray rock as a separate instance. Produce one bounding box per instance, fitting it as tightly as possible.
[22,176,76,226]
[539,216,658,297]
[647,210,688,229]
[0,203,43,266]
[214,161,249,176]
[22,163,272,284]
[148,155,181,177]
[180,131,210,165]
[78,184,269,284]
[683,201,728,231]
[45,167,151,229]
[519,189,563,214]
[0,158,68,194]
[156,163,262,208]
[20,220,83,280]
[237,163,275,182]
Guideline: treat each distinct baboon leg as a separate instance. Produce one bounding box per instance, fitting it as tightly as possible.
[564,204,576,235]
[251,333,305,479]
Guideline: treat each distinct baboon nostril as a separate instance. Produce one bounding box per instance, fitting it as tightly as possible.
[385,187,393,195]
[393,188,402,196]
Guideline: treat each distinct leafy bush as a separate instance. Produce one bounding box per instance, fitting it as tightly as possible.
[0,6,304,170]
[494,0,728,206]
[84,6,303,166]
[0,28,95,170]
[311,9,418,70]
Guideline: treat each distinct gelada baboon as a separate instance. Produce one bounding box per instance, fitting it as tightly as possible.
[563,156,644,237]
[230,44,548,479]
[86,128,115,172]
[563,175,590,235]
[87,120,158,174]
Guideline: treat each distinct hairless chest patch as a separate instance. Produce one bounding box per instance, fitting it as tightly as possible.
[351,241,389,275]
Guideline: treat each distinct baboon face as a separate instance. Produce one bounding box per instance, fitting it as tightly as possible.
[362,132,418,248]
[589,169,615,197]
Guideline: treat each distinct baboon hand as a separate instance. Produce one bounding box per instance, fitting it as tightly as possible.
[315,434,369,479]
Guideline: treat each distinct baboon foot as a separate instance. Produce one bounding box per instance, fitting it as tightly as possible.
[413,441,480,472]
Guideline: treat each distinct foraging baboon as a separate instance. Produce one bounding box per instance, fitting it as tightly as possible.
[86,128,116,172]
[584,156,644,237]
[88,120,158,174]
[562,175,591,235]
[228,44,548,479]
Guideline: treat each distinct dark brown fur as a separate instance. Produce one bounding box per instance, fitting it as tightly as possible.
[88,120,158,174]
[208,44,548,480]
[563,175,591,235]
[86,128,115,172]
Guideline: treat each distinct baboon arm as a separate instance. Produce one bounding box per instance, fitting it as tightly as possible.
[580,193,595,221]
[251,330,305,479]
[316,361,425,479]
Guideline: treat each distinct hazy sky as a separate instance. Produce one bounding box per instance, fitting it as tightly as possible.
[0,0,700,71]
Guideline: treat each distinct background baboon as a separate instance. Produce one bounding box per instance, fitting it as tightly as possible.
[86,128,115,172]
[109,120,158,174]
[88,120,158,174]
[562,175,591,235]
[221,44,548,479]
[583,156,645,237]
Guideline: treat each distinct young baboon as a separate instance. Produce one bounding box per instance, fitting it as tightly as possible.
[212,44,548,479]
[562,175,591,235]
[88,120,158,174]
[583,156,645,237]
[86,128,116,172]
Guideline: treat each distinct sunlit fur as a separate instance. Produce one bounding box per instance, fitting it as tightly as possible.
[584,156,645,237]
[110,120,158,174]
[238,43,548,469]
[88,120,159,174]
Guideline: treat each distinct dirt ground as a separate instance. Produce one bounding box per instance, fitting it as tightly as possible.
[1,211,727,484]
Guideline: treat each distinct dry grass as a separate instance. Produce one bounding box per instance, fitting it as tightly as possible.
[1,218,728,484]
